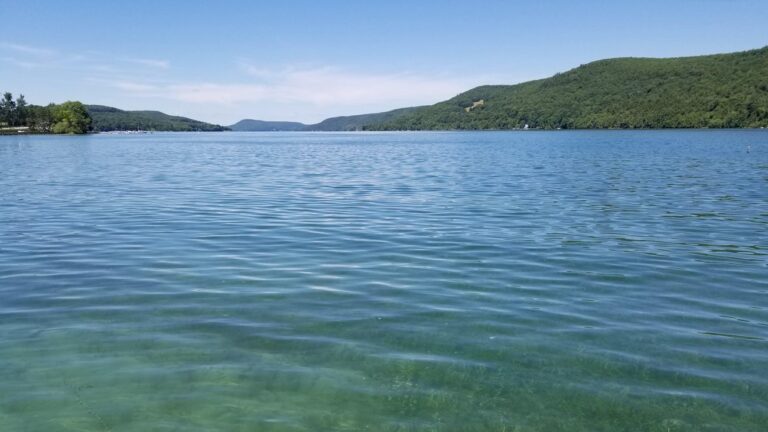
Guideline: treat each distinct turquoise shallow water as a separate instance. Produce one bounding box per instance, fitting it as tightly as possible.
[1,131,767,431]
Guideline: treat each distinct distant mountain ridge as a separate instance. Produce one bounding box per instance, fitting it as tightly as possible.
[230,46,768,131]
[87,105,227,132]
[227,107,424,131]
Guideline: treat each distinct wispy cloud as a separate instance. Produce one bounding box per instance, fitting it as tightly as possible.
[0,42,170,74]
[122,57,170,69]
[3,43,507,123]
[239,62,273,79]
[110,80,160,92]
[0,42,56,57]
[1,57,43,69]
[105,66,480,108]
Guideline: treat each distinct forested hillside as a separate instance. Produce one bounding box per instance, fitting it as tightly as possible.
[87,105,227,132]
[369,47,768,130]
[304,107,423,131]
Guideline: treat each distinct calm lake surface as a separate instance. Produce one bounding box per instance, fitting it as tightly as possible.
[1,131,767,431]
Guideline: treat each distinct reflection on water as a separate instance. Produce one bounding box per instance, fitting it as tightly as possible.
[1,131,767,431]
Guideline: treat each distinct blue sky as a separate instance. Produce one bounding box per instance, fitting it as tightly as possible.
[1,0,766,124]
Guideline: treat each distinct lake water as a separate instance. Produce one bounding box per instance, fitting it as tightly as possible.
[1,131,767,431]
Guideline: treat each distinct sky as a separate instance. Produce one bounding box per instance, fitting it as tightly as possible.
[1,0,766,125]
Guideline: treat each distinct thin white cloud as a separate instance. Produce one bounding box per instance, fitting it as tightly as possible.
[111,80,159,92]
[1,42,170,74]
[238,61,273,79]
[122,57,170,69]
[5,46,515,123]
[0,42,56,57]
[1,57,42,68]
[105,66,478,108]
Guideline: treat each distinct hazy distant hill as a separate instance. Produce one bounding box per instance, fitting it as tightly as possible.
[87,105,228,132]
[229,107,424,132]
[304,107,424,131]
[229,119,306,131]
[369,46,768,130]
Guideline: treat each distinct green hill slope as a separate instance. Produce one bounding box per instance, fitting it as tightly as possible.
[229,119,306,131]
[304,106,424,131]
[87,105,227,132]
[370,47,768,130]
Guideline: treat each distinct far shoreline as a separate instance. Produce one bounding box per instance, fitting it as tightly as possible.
[3,127,767,137]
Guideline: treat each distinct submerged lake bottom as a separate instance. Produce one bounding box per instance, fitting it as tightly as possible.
[1,131,767,431]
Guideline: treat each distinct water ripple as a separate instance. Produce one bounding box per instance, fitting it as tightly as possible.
[1,131,767,431]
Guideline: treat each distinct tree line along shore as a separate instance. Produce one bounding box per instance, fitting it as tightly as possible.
[0,94,228,135]
[0,92,91,134]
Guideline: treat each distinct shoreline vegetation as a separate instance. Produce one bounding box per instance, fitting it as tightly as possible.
[0,93,92,135]
[3,46,767,135]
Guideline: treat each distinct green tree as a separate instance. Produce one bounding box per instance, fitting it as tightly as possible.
[0,92,15,126]
[52,101,92,134]
[28,104,55,133]
[15,94,27,126]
